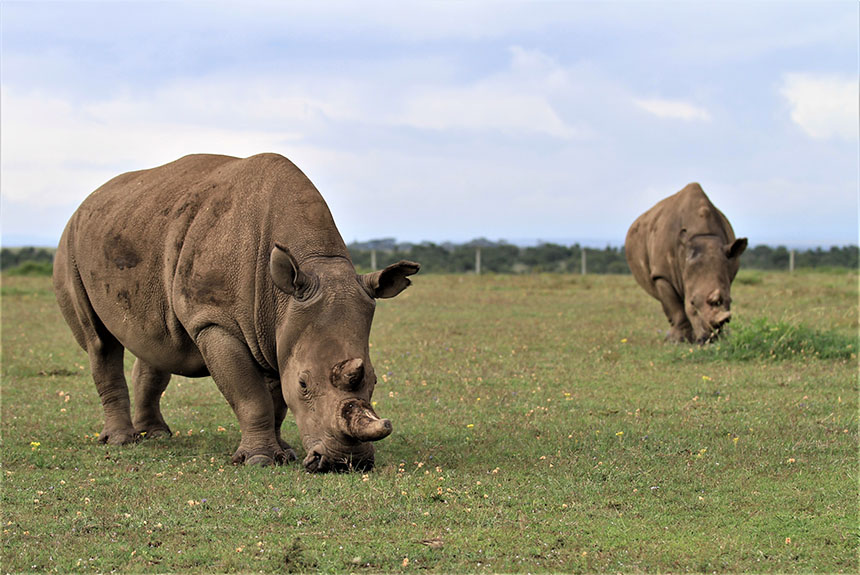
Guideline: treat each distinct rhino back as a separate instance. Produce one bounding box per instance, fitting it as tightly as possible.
[64,153,348,374]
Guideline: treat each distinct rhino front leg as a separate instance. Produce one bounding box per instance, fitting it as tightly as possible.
[265,375,298,462]
[132,359,173,439]
[654,278,693,343]
[88,336,139,445]
[196,327,290,466]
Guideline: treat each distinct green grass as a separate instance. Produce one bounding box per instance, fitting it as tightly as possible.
[2,272,857,573]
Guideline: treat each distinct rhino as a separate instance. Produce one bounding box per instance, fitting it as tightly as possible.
[53,153,420,472]
[625,183,747,344]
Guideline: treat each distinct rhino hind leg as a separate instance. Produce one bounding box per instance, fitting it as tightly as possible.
[654,278,694,343]
[196,327,291,466]
[53,238,137,444]
[88,335,139,445]
[132,359,173,439]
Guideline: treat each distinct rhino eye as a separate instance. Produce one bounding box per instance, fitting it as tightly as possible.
[298,371,310,391]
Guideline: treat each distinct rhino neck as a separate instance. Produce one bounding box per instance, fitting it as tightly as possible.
[292,250,353,267]
[679,193,732,241]
[268,181,351,265]
[271,217,351,264]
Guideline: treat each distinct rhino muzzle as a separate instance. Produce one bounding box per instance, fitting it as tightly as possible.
[299,399,391,473]
[697,310,732,344]
[302,441,376,473]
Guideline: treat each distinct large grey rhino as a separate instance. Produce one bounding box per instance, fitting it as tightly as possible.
[625,183,747,344]
[53,153,420,472]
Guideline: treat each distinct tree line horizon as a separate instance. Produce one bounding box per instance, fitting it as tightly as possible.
[3,240,857,275]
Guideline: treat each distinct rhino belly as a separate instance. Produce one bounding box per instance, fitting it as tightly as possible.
[85,277,208,376]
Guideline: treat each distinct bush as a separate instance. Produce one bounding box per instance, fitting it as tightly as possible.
[734,271,763,285]
[4,261,53,277]
[688,317,857,361]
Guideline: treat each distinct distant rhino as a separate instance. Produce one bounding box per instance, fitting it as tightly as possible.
[53,153,420,472]
[625,183,747,343]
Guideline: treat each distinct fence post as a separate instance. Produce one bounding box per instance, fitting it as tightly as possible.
[789,249,795,273]
[370,249,377,271]
[475,247,482,275]
[581,249,587,275]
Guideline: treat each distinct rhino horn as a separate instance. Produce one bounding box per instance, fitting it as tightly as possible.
[339,399,392,442]
[332,358,365,390]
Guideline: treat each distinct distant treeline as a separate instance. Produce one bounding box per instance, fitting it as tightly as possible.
[1,247,56,274]
[347,239,859,274]
[1,242,858,274]
[349,239,627,274]
[740,244,859,271]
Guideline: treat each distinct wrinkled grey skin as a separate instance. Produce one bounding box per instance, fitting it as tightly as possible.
[53,153,420,472]
[625,183,747,344]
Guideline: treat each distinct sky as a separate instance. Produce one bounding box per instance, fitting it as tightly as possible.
[1,1,858,249]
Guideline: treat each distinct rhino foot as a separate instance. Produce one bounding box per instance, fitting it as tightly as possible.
[276,437,298,462]
[98,426,140,445]
[231,443,295,466]
[665,326,693,344]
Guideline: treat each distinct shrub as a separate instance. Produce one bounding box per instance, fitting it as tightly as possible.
[691,317,857,361]
[4,261,53,277]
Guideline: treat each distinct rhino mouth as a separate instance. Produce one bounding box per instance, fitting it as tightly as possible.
[302,443,375,474]
[300,400,390,473]
[697,323,729,344]
[700,314,732,344]
[698,332,720,345]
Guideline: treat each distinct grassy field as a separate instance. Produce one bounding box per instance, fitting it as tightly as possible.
[1,271,857,573]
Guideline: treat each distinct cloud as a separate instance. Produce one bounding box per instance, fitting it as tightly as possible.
[781,73,858,141]
[0,87,299,207]
[394,86,576,139]
[2,1,857,248]
[389,46,580,139]
[709,177,858,246]
[633,98,712,122]
[1,45,583,212]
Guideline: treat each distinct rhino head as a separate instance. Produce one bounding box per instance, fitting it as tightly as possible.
[680,231,747,343]
[270,244,419,472]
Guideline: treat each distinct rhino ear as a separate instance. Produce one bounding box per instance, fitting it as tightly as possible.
[270,243,315,298]
[361,260,420,299]
[726,237,748,260]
